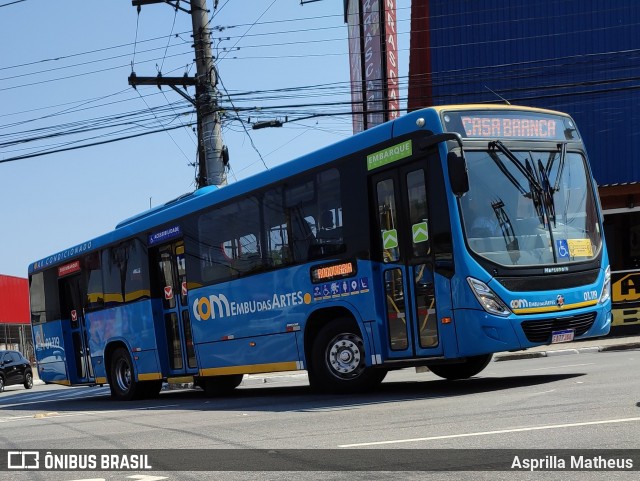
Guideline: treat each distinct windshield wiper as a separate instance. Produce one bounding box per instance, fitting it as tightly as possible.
[489,141,544,194]
[489,141,546,225]
[552,142,567,193]
[539,143,567,227]
[487,150,528,196]
[535,155,556,227]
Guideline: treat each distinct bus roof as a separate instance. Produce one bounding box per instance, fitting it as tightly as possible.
[29,104,569,275]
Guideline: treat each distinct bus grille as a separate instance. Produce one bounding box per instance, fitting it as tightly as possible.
[495,269,600,292]
[520,312,597,343]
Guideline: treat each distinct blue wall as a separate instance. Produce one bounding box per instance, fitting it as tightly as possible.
[424,0,640,186]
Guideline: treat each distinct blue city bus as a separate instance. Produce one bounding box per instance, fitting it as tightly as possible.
[29,105,612,400]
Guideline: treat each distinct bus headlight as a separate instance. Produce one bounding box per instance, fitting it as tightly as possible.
[467,277,511,317]
[599,265,611,304]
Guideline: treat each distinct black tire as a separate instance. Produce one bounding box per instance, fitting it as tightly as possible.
[0,374,5,393]
[109,347,140,401]
[200,374,244,397]
[309,318,386,393]
[23,370,34,389]
[426,354,493,380]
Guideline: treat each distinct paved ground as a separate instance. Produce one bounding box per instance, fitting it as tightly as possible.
[30,334,640,387]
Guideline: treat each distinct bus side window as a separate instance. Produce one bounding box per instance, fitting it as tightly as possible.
[84,251,104,311]
[264,189,290,268]
[30,269,62,324]
[102,248,125,306]
[376,179,400,262]
[202,245,231,283]
[289,207,316,262]
[125,239,150,302]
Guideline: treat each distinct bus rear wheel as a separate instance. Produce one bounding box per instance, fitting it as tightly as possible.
[309,319,386,393]
[200,374,244,397]
[426,354,493,380]
[109,347,140,401]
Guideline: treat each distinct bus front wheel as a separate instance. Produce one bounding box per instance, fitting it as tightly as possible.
[426,354,493,380]
[310,319,386,393]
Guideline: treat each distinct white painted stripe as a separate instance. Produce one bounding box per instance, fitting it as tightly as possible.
[338,417,640,447]
[0,390,109,408]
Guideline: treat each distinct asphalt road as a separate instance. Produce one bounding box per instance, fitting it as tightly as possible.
[0,347,639,481]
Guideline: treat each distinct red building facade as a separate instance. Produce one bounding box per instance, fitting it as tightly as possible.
[0,274,33,359]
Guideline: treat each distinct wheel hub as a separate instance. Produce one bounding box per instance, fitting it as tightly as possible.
[329,338,361,375]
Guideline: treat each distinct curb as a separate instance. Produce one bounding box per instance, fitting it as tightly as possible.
[600,342,640,352]
[495,342,640,361]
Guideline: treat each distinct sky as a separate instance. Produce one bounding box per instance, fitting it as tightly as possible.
[0,0,411,279]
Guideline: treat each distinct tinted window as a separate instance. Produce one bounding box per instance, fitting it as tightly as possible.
[102,239,150,306]
[185,167,347,286]
[283,168,343,262]
[187,197,263,285]
[29,269,60,324]
[84,251,104,311]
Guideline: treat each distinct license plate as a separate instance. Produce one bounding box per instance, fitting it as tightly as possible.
[551,329,575,343]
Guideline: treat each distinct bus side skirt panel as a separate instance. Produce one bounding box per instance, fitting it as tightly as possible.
[133,349,162,381]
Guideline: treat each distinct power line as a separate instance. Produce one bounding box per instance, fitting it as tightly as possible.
[0,123,195,164]
[0,0,26,7]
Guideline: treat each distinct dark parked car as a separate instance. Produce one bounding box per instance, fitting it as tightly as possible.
[0,350,33,392]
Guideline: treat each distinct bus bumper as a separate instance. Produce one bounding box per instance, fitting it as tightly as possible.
[454,305,612,356]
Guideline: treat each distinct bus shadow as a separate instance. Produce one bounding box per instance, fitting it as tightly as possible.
[0,372,584,413]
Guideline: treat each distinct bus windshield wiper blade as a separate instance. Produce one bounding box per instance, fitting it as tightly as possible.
[488,150,528,196]
[489,140,544,194]
[537,158,556,226]
[489,141,546,226]
[552,142,567,193]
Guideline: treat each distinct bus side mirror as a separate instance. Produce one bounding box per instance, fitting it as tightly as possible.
[447,151,469,196]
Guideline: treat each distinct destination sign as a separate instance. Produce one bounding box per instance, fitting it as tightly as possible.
[443,111,578,141]
[311,260,357,284]
[58,260,81,277]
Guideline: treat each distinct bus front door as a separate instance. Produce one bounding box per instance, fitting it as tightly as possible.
[151,240,198,377]
[58,273,95,383]
[371,160,444,359]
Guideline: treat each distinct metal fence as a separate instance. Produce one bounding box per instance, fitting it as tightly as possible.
[0,323,34,362]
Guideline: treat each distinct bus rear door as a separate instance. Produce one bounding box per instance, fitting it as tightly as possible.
[58,271,95,384]
[150,240,198,377]
[371,159,444,359]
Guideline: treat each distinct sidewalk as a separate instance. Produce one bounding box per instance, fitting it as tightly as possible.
[493,334,640,361]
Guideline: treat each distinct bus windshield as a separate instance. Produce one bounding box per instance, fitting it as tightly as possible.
[460,146,602,266]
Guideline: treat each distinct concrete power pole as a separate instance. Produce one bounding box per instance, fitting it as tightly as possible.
[129,0,227,188]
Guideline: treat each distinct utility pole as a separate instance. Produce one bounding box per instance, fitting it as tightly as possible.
[129,0,227,188]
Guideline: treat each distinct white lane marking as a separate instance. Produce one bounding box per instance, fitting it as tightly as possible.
[338,416,640,447]
[0,404,180,423]
[523,363,595,372]
[0,390,110,408]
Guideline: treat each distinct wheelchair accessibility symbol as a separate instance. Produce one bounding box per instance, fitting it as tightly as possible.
[556,239,570,259]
